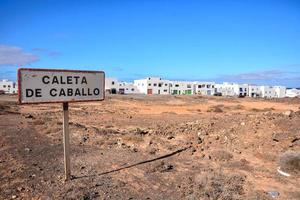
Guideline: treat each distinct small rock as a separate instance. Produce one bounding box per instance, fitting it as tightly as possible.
[24,147,32,152]
[197,137,203,144]
[12,195,17,199]
[132,147,138,152]
[167,135,175,140]
[267,191,279,198]
[82,136,89,142]
[283,110,293,117]
[135,128,148,135]
[24,114,34,119]
[240,122,245,126]
[17,187,25,192]
[29,174,36,178]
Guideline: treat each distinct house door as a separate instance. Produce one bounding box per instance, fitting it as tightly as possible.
[147,89,152,95]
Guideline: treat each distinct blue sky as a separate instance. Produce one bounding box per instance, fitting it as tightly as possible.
[0,0,299,87]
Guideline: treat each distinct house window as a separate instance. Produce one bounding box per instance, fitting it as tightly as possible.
[198,85,201,88]
[212,85,214,88]
[187,84,191,88]
[112,81,115,85]
[164,89,167,92]
[3,85,6,88]
[131,88,134,91]
[148,83,151,86]
[175,84,179,87]
[154,83,157,86]
[165,84,168,86]
[158,83,162,87]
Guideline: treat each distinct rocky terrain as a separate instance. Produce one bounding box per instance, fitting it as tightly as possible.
[0,94,300,199]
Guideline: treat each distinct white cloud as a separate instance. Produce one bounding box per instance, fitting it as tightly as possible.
[32,48,61,57]
[0,44,39,66]
[222,70,285,80]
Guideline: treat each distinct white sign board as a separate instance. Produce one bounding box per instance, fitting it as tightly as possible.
[18,68,105,104]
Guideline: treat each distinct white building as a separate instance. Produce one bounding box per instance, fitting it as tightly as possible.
[0,79,18,94]
[249,85,261,97]
[274,86,286,98]
[118,82,140,94]
[215,82,248,97]
[260,86,276,98]
[215,83,235,96]
[286,88,300,98]
[134,77,170,95]
[105,78,119,94]
[193,82,215,95]
[169,81,194,95]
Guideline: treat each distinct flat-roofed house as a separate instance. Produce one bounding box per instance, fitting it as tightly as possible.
[193,82,215,95]
[134,77,170,95]
[0,79,18,94]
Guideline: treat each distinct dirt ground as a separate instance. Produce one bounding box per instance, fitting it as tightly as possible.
[1,94,300,200]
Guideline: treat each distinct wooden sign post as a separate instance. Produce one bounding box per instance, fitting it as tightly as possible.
[18,68,105,181]
[63,102,71,180]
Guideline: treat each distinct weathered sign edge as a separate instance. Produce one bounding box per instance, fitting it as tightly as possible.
[18,68,105,104]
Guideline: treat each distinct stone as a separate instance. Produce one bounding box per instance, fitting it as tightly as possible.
[24,147,32,152]
[283,110,293,117]
[267,191,279,198]
[24,114,34,119]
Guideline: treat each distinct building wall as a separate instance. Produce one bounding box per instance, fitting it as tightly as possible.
[134,77,170,95]
[235,84,248,97]
[215,83,248,97]
[274,86,286,98]
[170,81,194,95]
[0,79,18,94]
[260,86,276,98]
[105,78,119,94]
[248,85,261,97]
[215,83,235,96]
[133,79,148,94]
[193,82,215,95]
[118,82,140,94]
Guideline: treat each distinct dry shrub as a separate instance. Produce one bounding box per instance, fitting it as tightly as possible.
[195,172,245,200]
[122,134,144,143]
[210,150,233,161]
[278,151,300,174]
[232,104,245,110]
[207,105,224,113]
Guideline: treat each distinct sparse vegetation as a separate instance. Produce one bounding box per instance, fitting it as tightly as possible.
[278,151,300,174]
